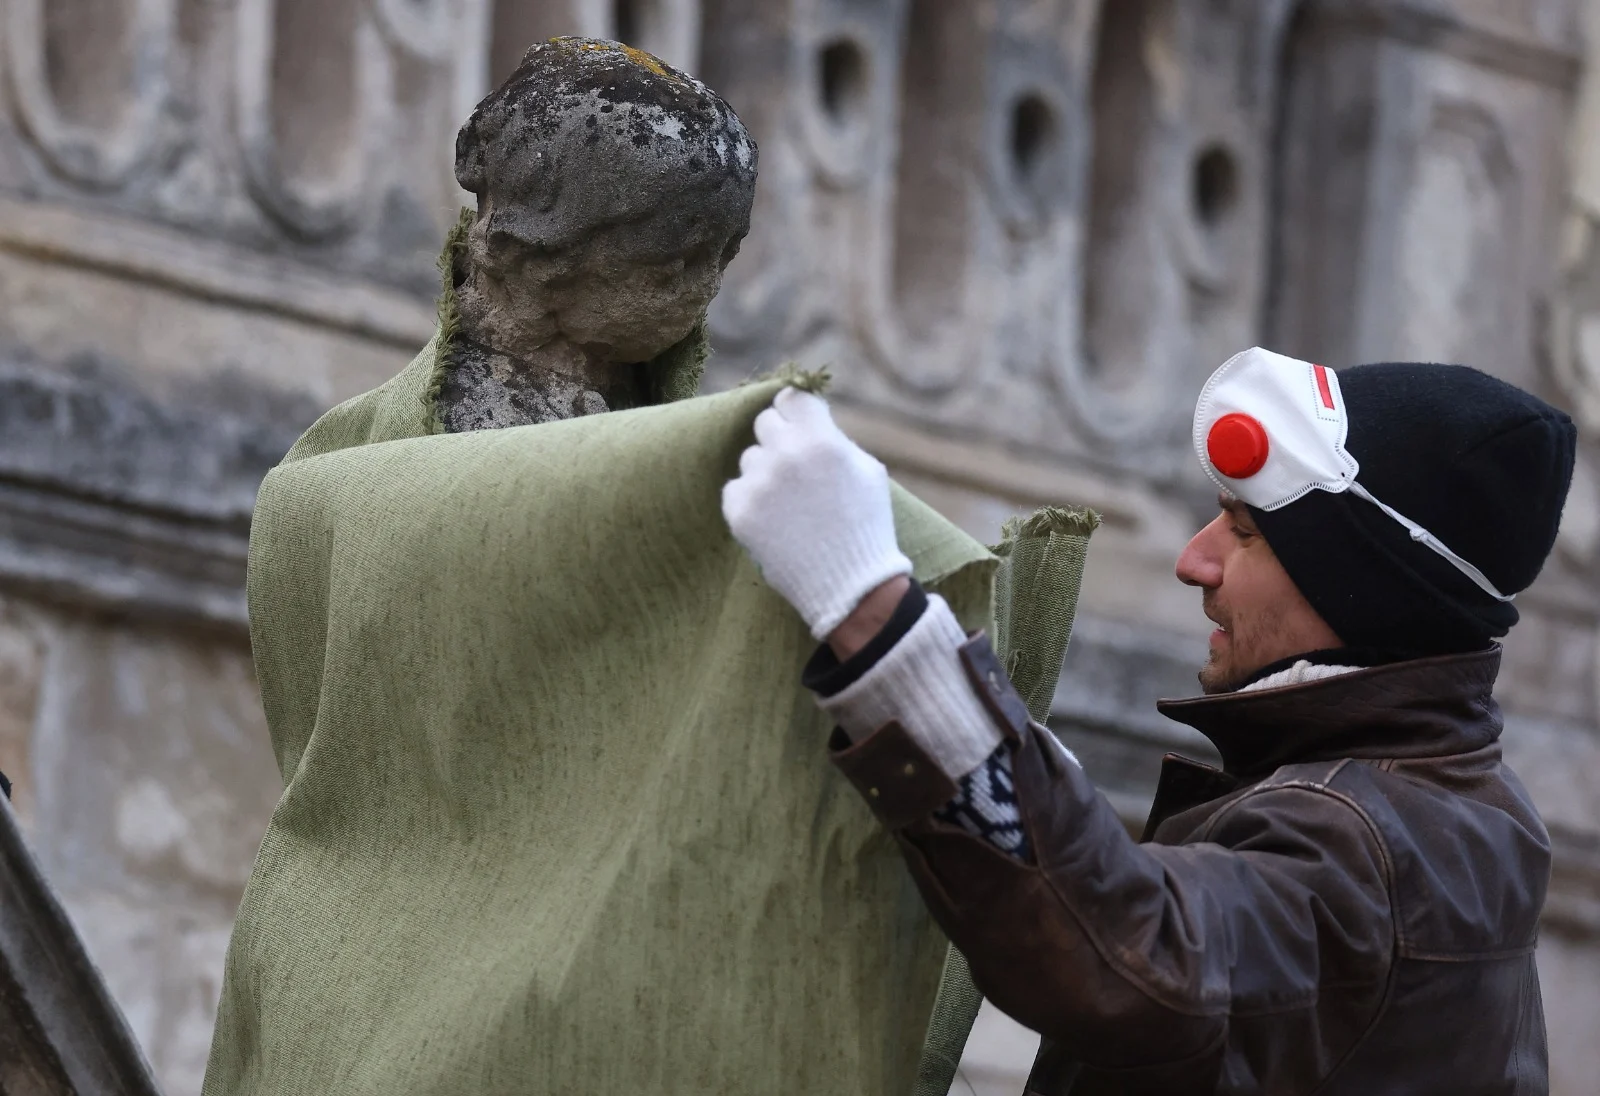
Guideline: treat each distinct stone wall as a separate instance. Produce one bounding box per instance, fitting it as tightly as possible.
[0,2,1596,1094]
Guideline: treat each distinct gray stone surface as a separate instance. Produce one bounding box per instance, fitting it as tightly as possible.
[439,37,756,431]
[0,791,162,1096]
[0,602,42,830]
[23,606,280,1095]
[0,363,306,631]
[0,362,307,520]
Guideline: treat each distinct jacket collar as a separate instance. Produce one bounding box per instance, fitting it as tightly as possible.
[1154,646,1503,780]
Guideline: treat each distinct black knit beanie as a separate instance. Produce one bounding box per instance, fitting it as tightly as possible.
[1250,363,1577,656]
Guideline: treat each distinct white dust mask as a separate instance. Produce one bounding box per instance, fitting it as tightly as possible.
[1192,347,1512,603]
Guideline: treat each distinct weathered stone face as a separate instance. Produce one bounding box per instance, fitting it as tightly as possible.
[449,37,757,396]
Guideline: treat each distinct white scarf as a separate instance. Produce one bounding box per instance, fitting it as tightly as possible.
[1238,659,1363,694]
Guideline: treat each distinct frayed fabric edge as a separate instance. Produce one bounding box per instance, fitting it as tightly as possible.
[742,364,831,395]
[424,206,475,436]
[998,506,1102,547]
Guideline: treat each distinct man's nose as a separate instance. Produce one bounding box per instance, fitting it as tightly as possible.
[1175,519,1225,589]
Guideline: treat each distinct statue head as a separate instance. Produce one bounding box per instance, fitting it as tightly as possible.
[452,38,758,364]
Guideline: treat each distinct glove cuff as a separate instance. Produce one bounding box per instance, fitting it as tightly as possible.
[816,593,1004,779]
[801,546,915,641]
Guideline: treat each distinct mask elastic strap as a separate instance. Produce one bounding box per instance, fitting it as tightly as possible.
[1346,482,1514,603]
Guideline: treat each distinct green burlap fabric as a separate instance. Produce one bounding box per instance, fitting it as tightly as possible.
[991,507,1101,725]
[911,507,1099,1096]
[203,321,998,1094]
[913,947,985,1095]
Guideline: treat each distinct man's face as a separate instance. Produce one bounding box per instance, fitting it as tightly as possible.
[1175,496,1342,694]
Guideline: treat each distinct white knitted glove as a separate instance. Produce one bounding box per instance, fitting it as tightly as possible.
[723,388,913,639]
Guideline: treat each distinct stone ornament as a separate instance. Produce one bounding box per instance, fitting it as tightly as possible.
[369,0,457,62]
[4,0,175,188]
[234,0,393,239]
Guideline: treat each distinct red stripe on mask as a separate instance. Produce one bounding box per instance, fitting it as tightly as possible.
[1314,365,1335,410]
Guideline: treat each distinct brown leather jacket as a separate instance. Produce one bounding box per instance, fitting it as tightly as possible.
[831,640,1550,1095]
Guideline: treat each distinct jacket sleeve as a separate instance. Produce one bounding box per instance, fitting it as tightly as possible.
[828,634,1394,1072]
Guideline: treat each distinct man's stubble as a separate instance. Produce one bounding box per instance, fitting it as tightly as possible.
[1197,591,1302,695]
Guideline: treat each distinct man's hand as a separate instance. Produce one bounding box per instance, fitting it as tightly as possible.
[722,388,913,640]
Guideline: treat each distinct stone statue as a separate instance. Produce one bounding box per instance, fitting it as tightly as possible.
[437,37,758,432]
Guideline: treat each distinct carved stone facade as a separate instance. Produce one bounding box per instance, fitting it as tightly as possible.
[0,3,1595,1095]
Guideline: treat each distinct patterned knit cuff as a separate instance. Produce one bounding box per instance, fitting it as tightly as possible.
[932,747,1032,860]
[815,594,1004,782]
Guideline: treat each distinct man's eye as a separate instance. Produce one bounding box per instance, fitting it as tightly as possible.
[1230,523,1255,541]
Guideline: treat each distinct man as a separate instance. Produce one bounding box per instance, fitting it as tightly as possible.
[722,347,1576,1093]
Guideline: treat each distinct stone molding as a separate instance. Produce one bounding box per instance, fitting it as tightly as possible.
[0,364,291,633]
[1330,0,1583,88]
[0,479,248,633]
[0,195,434,350]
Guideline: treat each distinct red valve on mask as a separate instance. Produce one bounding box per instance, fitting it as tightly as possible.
[1206,413,1270,479]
